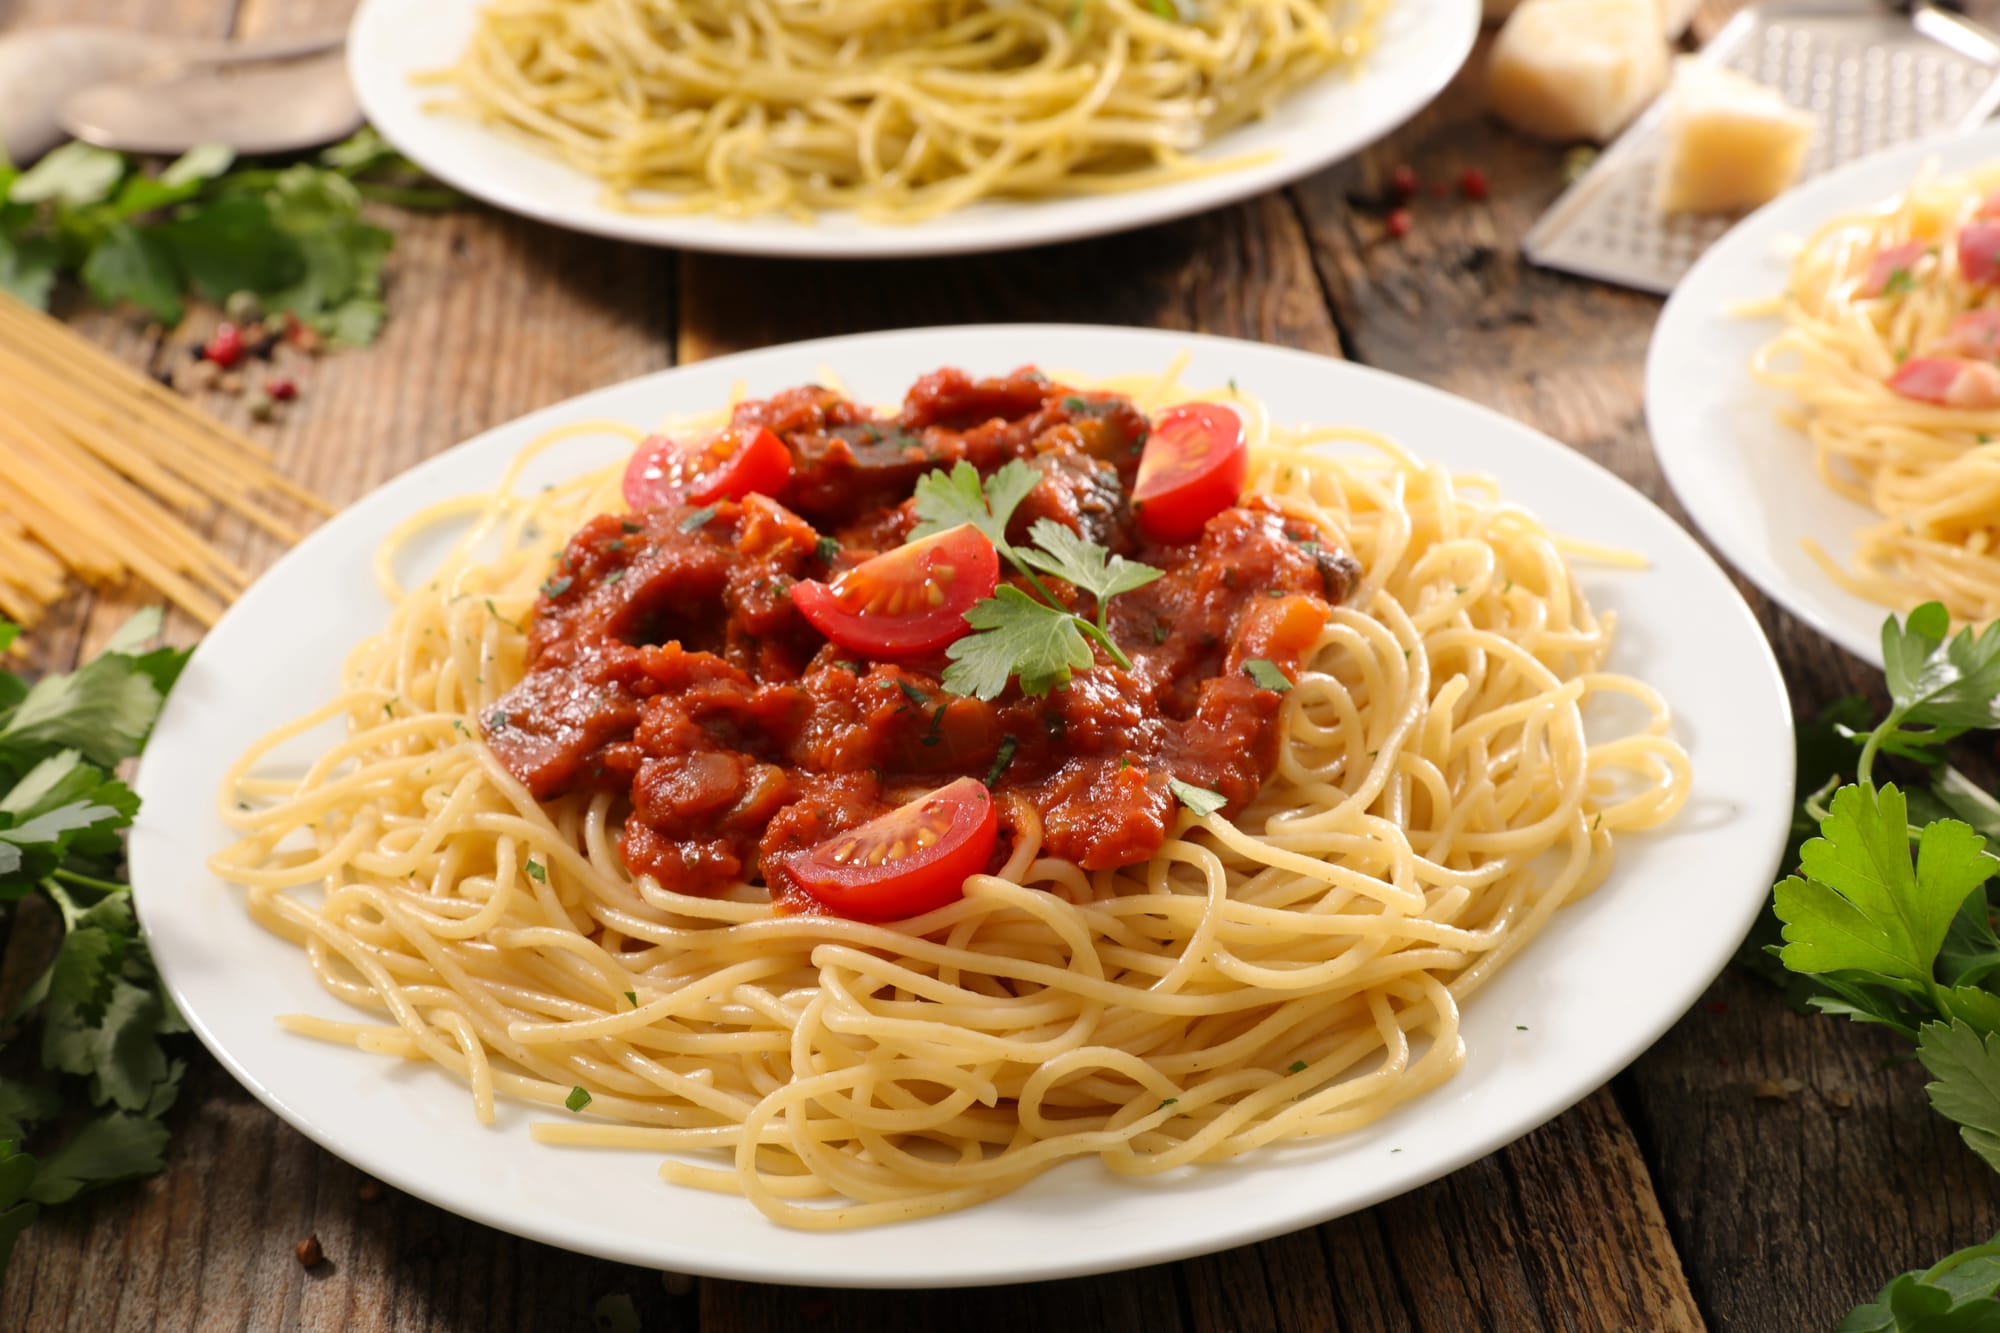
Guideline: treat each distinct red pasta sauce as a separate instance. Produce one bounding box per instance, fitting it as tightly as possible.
[483,367,1359,901]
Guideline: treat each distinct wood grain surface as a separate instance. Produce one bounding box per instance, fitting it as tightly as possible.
[4,0,1995,1329]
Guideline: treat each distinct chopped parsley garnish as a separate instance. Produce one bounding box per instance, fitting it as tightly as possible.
[814,536,840,565]
[624,991,637,1007]
[679,505,720,533]
[539,575,572,599]
[621,520,642,534]
[1243,659,1292,692]
[524,858,546,883]
[1168,778,1227,818]
[1288,1060,1308,1074]
[564,1086,592,1112]
[985,736,1020,787]
[1158,1097,1179,1110]
[1153,621,1171,644]
[1883,267,1917,296]
[921,705,948,746]
[485,598,522,631]
[604,568,624,584]
[895,679,930,709]
[489,710,509,731]
[910,460,1162,700]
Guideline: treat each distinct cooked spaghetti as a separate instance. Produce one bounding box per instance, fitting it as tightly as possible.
[434,0,1386,222]
[212,364,1689,1228]
[1751,159,2000,621]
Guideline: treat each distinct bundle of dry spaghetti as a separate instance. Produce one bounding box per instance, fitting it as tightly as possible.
[435,0,1387,222]
[0,295,328,631]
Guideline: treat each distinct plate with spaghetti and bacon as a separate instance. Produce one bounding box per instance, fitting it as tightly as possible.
[1650,121,2000,666]
[130,326,1790,1286]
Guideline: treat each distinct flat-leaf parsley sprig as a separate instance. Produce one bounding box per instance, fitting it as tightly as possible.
[909,460,1163,700]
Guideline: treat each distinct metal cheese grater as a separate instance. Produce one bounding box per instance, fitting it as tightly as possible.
[1522,0,2000,294]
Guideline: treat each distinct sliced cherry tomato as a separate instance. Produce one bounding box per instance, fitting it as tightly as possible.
[621,425,792,511]
[1130,402,1248,543]
[775,777,998,920]
[790,524,998,658]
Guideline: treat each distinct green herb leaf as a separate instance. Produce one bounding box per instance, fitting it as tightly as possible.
[679,505,720,534]
[565,1086,593,1112]
[1018,519,1163,610]
[910,459,1041,550]
[159,144,235,190]
[524,859,547,884]
[27,1111,171,1205]
[9,143,123,207]
[1243,658,1293,692]
[1919,1020,2000,1173]
[985,736,1019,787]
[1775,784,1990,985]
[1884,605,2000,738]
[1168,778,1227,818]
[942,587,1094,701]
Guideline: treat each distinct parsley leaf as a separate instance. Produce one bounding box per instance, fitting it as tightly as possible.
[943,587,1094,701]
[1017,519,1163,627]
[1775,783,1990,987]
[679,505,719,534]
[1168,778,1227,818]
[1243,659,1293,692]
[566,1086,593,1112]
[1836,1233,2000,1332]
[910,459,1040,550]
[1919,1020,2000,1172]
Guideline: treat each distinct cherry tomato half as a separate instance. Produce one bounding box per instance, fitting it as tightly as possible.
[621,425,793,511]
[790,524,998,658]
[1130,402,1248,543]
[775,777,998,920]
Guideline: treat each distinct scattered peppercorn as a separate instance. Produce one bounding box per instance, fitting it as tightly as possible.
[295,1234,324,1268]
[1385,208,1413,239]
[1388,163,1418,199]
[358,1178,384,1202]
[245,389,277,423]
[1458,167,1490,201]
[266,376,298,402]
[204,321,245,369]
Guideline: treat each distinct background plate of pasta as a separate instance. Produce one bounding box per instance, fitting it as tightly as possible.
[129,325,1790,1286]
[344,0,1475,257]
[1649,121,2000,668]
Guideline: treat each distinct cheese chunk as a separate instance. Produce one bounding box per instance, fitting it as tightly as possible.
[1488,0,1670,143]
[1487,0,1693,34]
[1654,58,1814,215]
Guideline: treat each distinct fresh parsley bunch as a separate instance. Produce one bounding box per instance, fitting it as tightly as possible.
[0,128,451,343]
[0,610,191,1277]
[1767,604,2000,1328]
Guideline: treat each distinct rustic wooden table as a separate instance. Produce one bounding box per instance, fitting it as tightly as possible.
[9,0,1997,1329]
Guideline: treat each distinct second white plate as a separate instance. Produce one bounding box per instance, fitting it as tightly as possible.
[347,0,1476,259]
[1648,121,2000,668]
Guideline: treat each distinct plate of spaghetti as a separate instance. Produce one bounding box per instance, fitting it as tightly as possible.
[131,325,1789,1285]
[344,0,1475,257]
[1650,122,2000,666]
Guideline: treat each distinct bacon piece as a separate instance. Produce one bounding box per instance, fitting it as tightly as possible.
[1887,356,2000,408]
[1963,220,2000,288]
[1943,309,2000,361]
[1860,240,1930,298]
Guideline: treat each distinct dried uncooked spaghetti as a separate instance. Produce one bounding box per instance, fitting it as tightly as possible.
[0,294,326,630]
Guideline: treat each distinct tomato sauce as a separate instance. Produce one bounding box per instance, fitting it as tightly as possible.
[483,367,1359,897]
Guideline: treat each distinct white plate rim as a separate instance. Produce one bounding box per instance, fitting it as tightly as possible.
[130,324,1794,1288]
[344,0,1477,259]
[1647,120,2000,670]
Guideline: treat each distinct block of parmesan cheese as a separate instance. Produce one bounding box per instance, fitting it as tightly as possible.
[1486,0,1695,35]
[1488,0,1670,143]
[1654,58,1814,215]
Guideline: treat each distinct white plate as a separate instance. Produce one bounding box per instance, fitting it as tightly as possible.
[1648,121,2000,669]
[130,326,1793,1288]
[346,0,1476,259]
